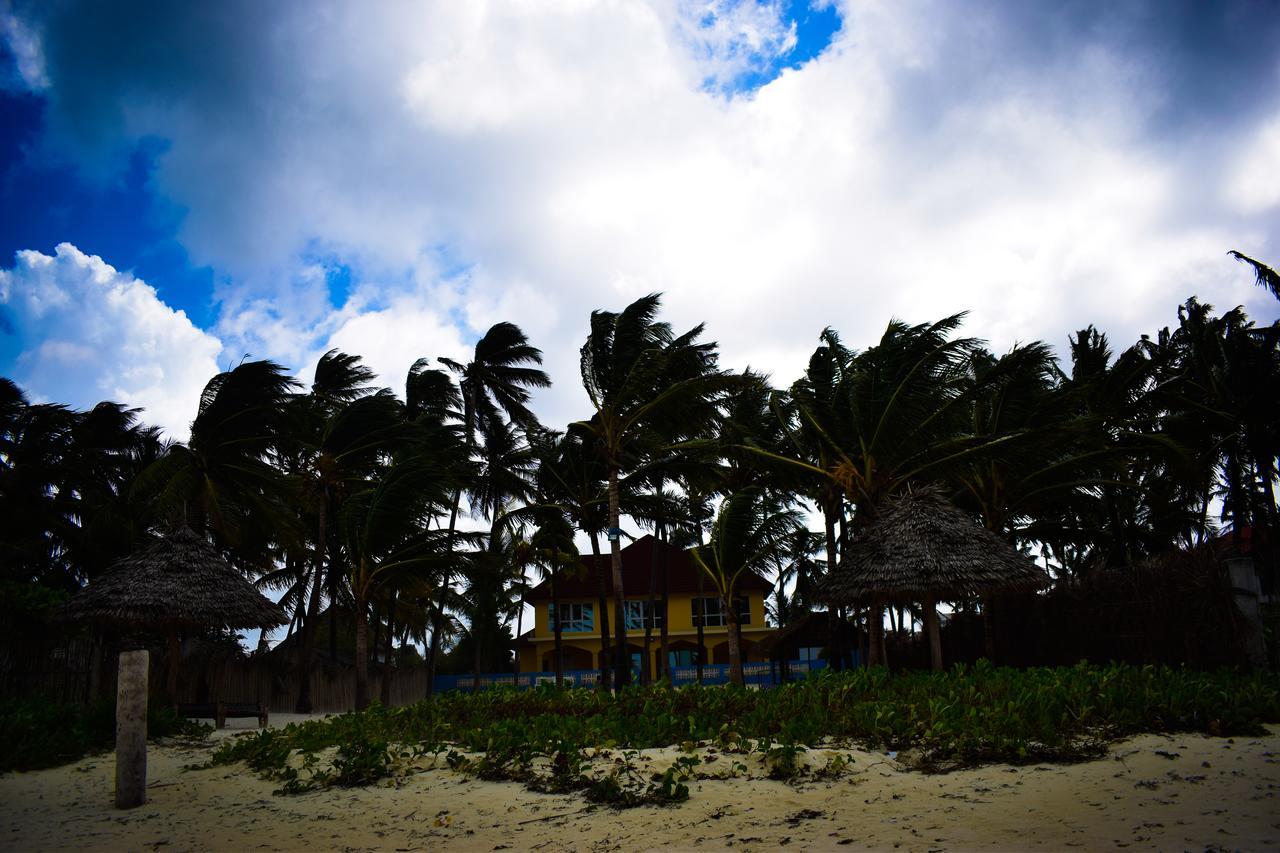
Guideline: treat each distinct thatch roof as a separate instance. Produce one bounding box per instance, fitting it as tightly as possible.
[754,610,861,658]
[820,489,1048,604]
[62,527,286,630]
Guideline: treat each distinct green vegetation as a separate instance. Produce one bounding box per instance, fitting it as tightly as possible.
[9,283,1279,700]
[210,664,1280,802]
[0,696,210,773]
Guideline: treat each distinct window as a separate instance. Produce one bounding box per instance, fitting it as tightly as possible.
[692,596,751,627]
[548,602,594,633]
[797,646,823,663]
[624,600,665,630]
[668,649,699,668]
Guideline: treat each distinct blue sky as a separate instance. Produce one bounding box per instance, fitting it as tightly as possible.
[1,0,1278,437]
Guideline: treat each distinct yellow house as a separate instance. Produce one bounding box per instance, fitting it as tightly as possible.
[518,535,776,678]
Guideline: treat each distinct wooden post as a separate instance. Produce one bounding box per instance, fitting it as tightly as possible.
[115,650,149,809]
[982,596,996,662]
[924,595,943,672]
[166,630,180,709]
[868,601,884,666]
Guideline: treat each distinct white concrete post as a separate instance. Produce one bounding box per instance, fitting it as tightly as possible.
[115,649,149,809]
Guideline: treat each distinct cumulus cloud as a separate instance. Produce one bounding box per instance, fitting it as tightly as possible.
[5,0,1279,431]
[0,8,46,90]
[0,243,221,437]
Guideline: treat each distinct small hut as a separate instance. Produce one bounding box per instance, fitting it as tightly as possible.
[63,527,285,706]
[821,488,1046,670]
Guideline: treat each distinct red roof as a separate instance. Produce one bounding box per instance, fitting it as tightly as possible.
[524,534,773,602]
[1216,525,1270,557]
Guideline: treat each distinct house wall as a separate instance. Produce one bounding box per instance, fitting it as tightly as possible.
[519,590,772,675]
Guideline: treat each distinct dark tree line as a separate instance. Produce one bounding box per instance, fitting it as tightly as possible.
[3,251,1277,699]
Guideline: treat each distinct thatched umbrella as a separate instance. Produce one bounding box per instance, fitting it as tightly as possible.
[63,527,285,706]
[820,488,1047,671]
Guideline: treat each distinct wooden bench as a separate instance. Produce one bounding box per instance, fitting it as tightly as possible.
[178,701,268,729]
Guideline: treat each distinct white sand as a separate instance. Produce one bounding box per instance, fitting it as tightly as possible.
[3,725,1279,851]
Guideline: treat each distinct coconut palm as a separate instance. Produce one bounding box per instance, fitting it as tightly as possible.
[626,485,687,683]
[515,507,582,685]
[0,384,162,589]
[1229,250,1280,302]
[427,323,549,693]
[135,360,299,560]
[691,487,803,685]
[1155,300,1280,590]
[759,317,1012,662]
[289,355,404,711]
[336,425,474,709]
[575,293,729,686]
[529,428,616,686]
[461,417,537,682]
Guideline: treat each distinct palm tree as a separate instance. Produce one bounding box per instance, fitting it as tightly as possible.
[289,353,401,711]
[135,359,298,555]
[760,318,994,661]
[0,383,162,589]
[1229,250,1280,302]
[691,487,803,685]
[532,428,616,687]
[515,507,582,685]
[466,417,537,682]
[626,485,685,683]
[575,293,728,686]
[766,529,823,627]
[428,323,549,693]
[337,421,473,709]
[1157,300,1280,596]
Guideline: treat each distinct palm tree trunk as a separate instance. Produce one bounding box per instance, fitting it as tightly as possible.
[588,530,613,689]
[425,608,443,698]
[327,557,340,663]
[607,466,629,687]
[295,501,328,713]
[868,600,884,667]
[551,569,564,687]
[513,573,525,683]
[659,525,671,684]
[823,505,841,671]
[472,615,484,693]
[380,592,396,707]
[425,492,462,698]
[724,592,744,686]
[643,534,659,685]
[166,629,181,709]
[982,597,996,660]
[691,500,707,683]
[923,594,943,671]
[370,601,382,680]
[354,582,369,711]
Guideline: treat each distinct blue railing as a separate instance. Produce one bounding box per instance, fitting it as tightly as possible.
[431,657,850,693]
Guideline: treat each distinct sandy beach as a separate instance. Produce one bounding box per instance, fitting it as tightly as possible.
[2,719,1278,852]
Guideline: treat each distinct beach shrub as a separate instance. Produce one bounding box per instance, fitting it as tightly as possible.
[331,729,391,786]
[209,664,1280,801]
[0,695,210,772]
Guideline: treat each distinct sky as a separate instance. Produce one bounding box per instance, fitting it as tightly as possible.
[1,0,1279,440]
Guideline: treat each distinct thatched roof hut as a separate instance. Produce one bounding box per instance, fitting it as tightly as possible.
[63,527,285,703]
[820,488,1047,670]
[821,489,1046,605]
[63,527,285,630]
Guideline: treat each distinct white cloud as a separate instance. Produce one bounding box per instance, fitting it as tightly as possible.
[0,243,222,438]
[7,0,1279,433]
[0,9,47,89]
[1227,116,1280,214]
[316,289,472,395]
